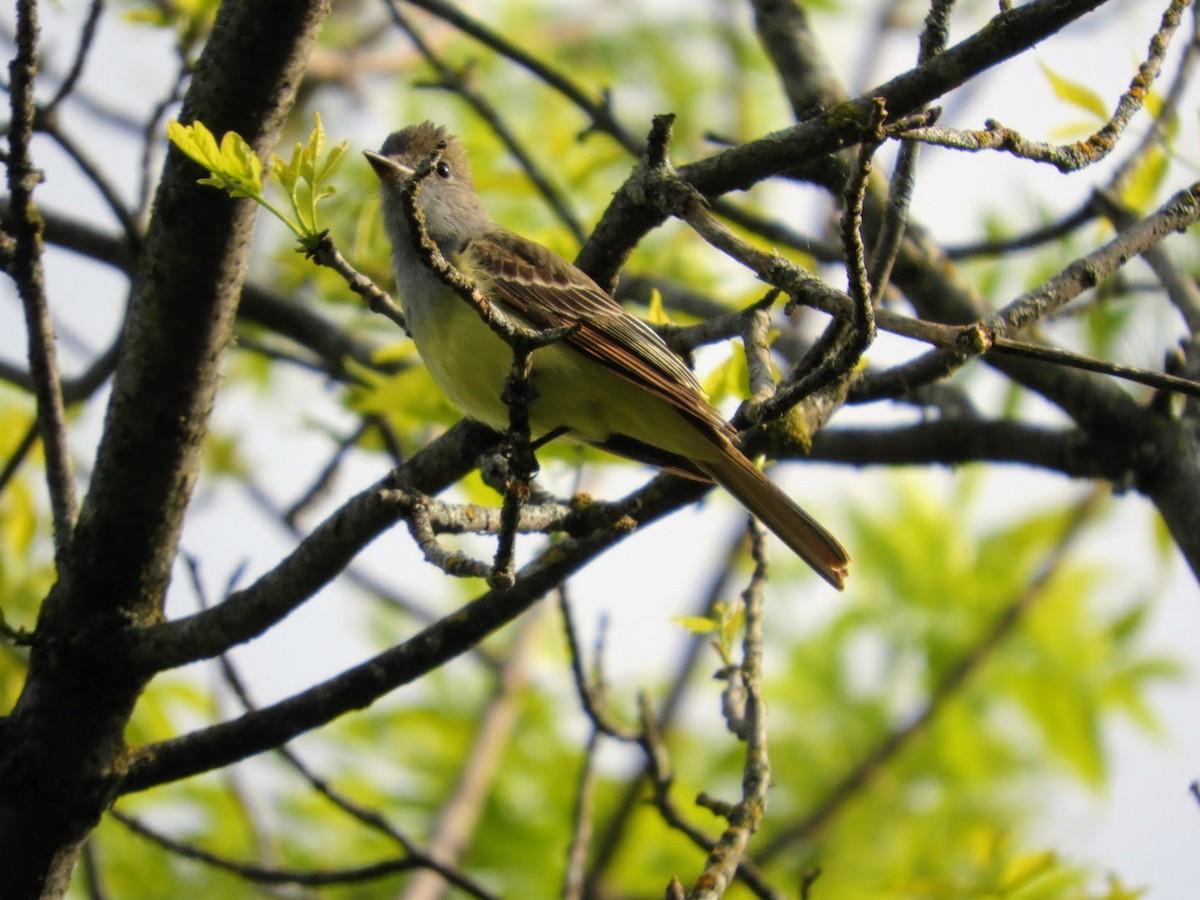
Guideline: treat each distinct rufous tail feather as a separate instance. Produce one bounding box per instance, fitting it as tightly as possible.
[698,449,849,590]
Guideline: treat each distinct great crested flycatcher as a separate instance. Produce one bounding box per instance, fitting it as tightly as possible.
[365,122,850,589]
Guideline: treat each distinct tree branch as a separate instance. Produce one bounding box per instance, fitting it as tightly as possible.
[7,0,78,570]
[0,2,335,894]
[119,470,713,792]
[577,0,1113,287]
[897,0,1188,172]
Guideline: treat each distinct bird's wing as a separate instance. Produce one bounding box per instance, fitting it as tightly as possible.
[456,229,733,439]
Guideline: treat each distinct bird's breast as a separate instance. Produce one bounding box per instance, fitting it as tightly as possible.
[402,285,715,461]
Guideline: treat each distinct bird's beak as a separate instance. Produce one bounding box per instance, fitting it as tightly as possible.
[363,149,412,183]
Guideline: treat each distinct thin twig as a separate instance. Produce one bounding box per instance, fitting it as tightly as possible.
[563,727,600,900]
[39,115,139,244]
[559,593,640,741]
[897,0,1189,172]
[180,557,287,872]
[402,0,640,154]
[79,837,110,900]
[856,178,1200,401]
[240,477,460,634]
[1110,1,1200,193]
[637,693,782,900]
[943,200,1096,259]
[0,417,39,497]
[137,60,189,220]
[491,344,537,589]
[307,231,407,331]
[401,610,543,900]
[687,522,775,900]
[41,0,104,116]
[741,292,780,406]
[1090,188,1200,333]
[837,101,881,356]
[869,0,950,299]
[989,336,1200,398]
[8,0,78,568]
[283,421,368,527]
[110,810,467,889]
[583,527,753,890]
[749,101,885,426]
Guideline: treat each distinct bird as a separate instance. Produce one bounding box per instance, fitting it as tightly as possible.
[364,122,849,589]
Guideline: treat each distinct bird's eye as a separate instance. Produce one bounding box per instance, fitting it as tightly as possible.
[435,161,452,179]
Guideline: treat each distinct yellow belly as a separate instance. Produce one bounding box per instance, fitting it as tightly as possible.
[405,292,715,462]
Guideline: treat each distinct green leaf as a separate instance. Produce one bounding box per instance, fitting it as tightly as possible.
[270,146,301,188]
[998,849,1058,892]
[219,130,263,193]
[717,599,744,649]
[167,119,220,171]
[203,431,247,479]
[1010,668,1106,785]
[1084,294,1132,359]
[123,0,219,50]
[167,120,263,199]
[1121,145,1169,212]
[169,114,348,241]
[701,347,747,405]
[1108,601,1150,643]
[1098,873,1148,900]
[1040,61,1109,121]
[644,287,671,326]
[269,112,349,237]
[672,615,717,634]
[317,140,348,183]
[343,353,461,435]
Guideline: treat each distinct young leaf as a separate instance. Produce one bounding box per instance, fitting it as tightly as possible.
[672,615,717,635]
[1039,61,1109,121]
[1120,146,1169,212]
[168,120,265,201]
[270,112,349,238]
[644,287,671,326]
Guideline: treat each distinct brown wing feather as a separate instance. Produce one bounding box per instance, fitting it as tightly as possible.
[458,230,734,441]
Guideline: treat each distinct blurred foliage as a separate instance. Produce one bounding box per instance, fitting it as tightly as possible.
[70,473,1173,898]
[0,393,47,709]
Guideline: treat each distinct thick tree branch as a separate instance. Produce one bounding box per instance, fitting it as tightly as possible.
[807,421,1124,480]
[66,0,330,623]
[130,419,497,672]
[118,467,718,792]
[749,0,848,120]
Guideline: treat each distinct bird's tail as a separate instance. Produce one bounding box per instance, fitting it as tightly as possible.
[698,448,849,590]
